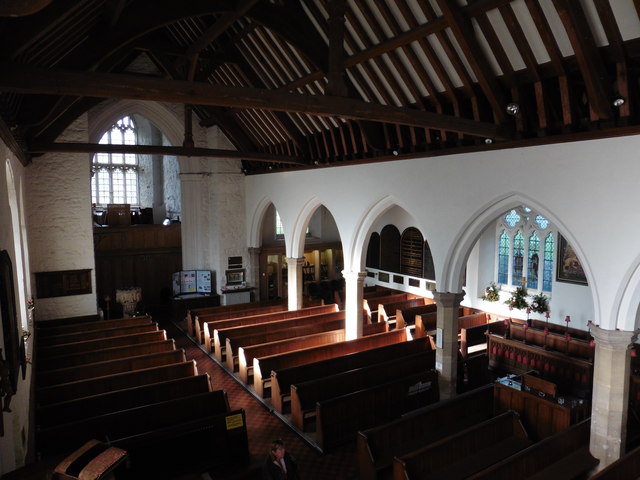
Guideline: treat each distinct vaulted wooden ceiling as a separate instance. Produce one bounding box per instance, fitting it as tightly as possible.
[0,0,639,174]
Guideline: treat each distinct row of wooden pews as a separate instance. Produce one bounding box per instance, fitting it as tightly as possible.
[357,380,598,480]
[186,295,441,453]
[35,314,249,478]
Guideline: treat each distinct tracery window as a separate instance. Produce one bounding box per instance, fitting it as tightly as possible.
[495,207,554,293]
[91,116,139,206]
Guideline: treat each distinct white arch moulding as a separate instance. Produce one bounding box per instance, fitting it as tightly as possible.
[440,192,600,321]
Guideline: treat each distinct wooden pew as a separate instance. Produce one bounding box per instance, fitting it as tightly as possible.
[36,390,231,456]
[36,316,154,337]
[254,329,408,398]
[392,411,533,480]
[487,334,593,397]
[414,307,482,338]
[494,375,590,441]
[316,369,439,453]
[290,349,435,430]
[239,329,345,384]
[356,384,494,480]
[460,321,504,359]
[38,330,167,360]
[395,303,437,329]
[36,360,197,405]
[224,313,345,371]
[193,303,292,343]
[530,319,592,341]
[114,408,250,478]
[364,293,414,323]
[377,297,431,324]
[37,347,184,387]
[508,321,594,360]
[37,322,159,347]
[38,339,176,372]
[466,418,597,480]
[208,304,339,359]
[271,336,433,414]
[35,314,98,327]
[589,442,640,479]
[186,298,284,336]
[37,374,212,428]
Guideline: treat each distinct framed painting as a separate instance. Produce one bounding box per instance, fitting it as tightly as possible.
[556,234,588,285]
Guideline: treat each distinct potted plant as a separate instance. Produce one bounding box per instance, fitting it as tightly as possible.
[530,292,550,314]
[504,285,529,310]
[482,282,501,302]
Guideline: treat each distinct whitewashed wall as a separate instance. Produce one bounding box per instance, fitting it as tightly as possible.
[246,134,640,332]
[26,114,96,320]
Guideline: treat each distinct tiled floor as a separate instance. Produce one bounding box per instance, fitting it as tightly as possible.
[160,316,358,480]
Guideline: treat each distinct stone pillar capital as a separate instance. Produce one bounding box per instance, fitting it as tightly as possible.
[433,291,465,308]
[341,270,368,283]
[590,325,639,350]
[286,257,305,269]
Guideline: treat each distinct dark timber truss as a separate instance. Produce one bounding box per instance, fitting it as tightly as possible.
[0,0,639,174]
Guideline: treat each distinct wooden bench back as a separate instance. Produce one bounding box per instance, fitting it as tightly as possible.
[210,305,340,356]
[270,336,431,413]
[377,298,430,323]
[508,322,594,360]
[466,419,595,480]
[37,347,185,387]
[187,298,285,335]
[316,369,439,452]
[356,384,494,480]
[194,304,290,341]
[38,339,176,371]
[38,330,167,359]
[240,329,345,384]
[589,439,640,479]
[290,349,435,430]
[37,322,159,347]
[396,303,437,329]
[530,319,592,341]
[36,316,153,337]
[37,390,230,456]
[37,373,212,428]
[36,360,197,405]
[415,307,479,337]
[254,329,407,397]
[226,317,345,371]
[393,411,531,480]
[364,293,413,322]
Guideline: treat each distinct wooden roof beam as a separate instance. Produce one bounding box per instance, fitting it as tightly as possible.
[551,0,613,120]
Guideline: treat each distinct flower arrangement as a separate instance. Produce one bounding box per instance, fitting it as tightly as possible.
[482,282,501,302]
[530,292,550,314]
[504,285,529,310]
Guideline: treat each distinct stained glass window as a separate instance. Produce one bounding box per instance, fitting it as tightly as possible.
[527,232,540,289]
[543,233,554,292]
[498,230,509,284]
[512,230,524,282]
[504,209,521,227]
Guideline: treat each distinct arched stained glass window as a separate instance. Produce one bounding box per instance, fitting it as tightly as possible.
[512,231,524,282]
[497,230,509,284]
[494,207,554,293]
[527,232,540,289]
[543,233,554,292]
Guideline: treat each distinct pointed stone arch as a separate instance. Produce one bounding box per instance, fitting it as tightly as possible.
[612,257,640,331]
[248,196,276,248]
[440,191,598,317]
[289,196,323,258]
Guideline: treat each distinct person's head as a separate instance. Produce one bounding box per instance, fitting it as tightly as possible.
[269,439,285,461]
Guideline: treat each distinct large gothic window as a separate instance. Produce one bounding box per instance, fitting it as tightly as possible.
[495,207,554,292]
[91,116,140,206]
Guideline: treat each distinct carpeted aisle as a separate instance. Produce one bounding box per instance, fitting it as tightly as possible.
[159,315,358,480]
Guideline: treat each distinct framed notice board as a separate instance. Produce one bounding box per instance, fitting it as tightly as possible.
[35,269,92,298]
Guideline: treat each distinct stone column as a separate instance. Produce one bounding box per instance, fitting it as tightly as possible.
[589,325,638,469]
[286,257,305,311]
[178,172,213,271]
[342,271,367,340]
[433,291,465,400]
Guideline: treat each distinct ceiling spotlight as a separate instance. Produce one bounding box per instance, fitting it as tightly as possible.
[613,97,625,107]
[485,138,493,145]
[506,102,520,115]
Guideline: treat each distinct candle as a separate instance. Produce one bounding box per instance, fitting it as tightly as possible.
[545,311,550,319]
[565,315,571,323]
[526,308,531,314]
